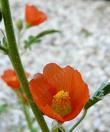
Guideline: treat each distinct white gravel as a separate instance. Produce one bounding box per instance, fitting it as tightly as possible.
[0,0,110,131]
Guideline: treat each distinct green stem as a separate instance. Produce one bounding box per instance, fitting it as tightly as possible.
[57,123,65,132]
[0,0,49,132]
[69,109,87,132]
[52,122,66,132]
[19,89,33,132]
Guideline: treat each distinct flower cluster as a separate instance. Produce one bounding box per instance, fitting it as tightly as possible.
[1,63,89,123]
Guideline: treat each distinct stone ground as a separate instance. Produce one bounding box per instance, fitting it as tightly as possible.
[0,0,110,131]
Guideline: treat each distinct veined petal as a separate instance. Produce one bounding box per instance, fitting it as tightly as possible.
[43,63,62,81]
[45,66,74,92]
[30,73,55,106]
[63,69,89,121]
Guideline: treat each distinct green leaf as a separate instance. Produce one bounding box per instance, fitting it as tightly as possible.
[36,29,61,39]
[24,36,41,49]
[0,104,8,114]
[85,82,110,110]
[24,29,61,49]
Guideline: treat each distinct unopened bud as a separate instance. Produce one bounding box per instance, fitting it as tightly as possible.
[16,19,23,31]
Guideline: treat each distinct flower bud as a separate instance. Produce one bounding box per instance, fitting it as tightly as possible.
[16,19,23,31]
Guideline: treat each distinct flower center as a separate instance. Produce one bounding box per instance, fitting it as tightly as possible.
[51,90,72,117]
[11,77,17,81]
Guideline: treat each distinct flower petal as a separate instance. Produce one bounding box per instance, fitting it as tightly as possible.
[43,63,62,81]
[30,73,55,106]
[45,66,73,92]
[42,105,64,123]
[63,68,89,121]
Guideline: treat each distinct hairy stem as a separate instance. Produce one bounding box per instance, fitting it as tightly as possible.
[19,89,33,132]
[69,109,87,132]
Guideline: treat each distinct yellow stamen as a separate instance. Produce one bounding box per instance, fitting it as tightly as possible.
[51,90,72,117]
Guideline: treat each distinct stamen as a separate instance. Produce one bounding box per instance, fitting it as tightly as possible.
[51,90,72,117]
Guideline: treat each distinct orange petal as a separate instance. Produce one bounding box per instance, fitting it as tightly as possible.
[45,65,73,92]
[63,68,89,121]
[30,73,64,121]
[43,63,62,81]
[63,93,89,121]
[69,69,89,107]
[42,105,64,123]
[30,73,54,106]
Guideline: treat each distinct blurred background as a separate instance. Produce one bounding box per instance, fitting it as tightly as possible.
[0,0,110,131]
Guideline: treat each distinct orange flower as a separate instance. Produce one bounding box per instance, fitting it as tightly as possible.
[30,63,89,123]
[1,69,30,90]
[25,4,47,26]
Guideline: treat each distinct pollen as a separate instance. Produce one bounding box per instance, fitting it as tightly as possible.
[51,90,72,117]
